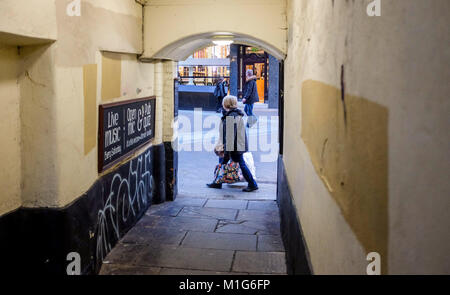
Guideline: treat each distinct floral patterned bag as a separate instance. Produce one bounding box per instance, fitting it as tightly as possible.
[213,162,242,184]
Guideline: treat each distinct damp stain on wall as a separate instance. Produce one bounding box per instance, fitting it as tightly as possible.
[101,52,122,102]
[301,79,389,273]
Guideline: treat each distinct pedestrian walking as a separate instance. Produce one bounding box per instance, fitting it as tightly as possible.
[242,69,259,127]
[207,95,258,192]
[213,77,227,113]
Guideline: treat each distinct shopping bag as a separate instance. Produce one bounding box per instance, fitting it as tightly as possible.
[242,152,257,181]
[222,162,241,183]
[213,162,241,184]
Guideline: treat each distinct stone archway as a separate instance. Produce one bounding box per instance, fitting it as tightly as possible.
[141,0,287,61]
[141,31,286,62]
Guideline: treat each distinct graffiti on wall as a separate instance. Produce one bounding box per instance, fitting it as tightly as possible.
[95,150,155,264]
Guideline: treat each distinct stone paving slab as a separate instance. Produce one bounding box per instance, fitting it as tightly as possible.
[178,182,276,201]
[136,245,235,272]
[237,209,280,222]
[215,219,281,235]
[205,199,248,210]
[137,215,218,232]
[182,231,257,251]
[99,197,287,275]
[247,200,279,211]
[103,243,147,265]
[232,251,287,274]
[215,221,259,235]
[257,235,285,252]
[121,226,186,245]
[159,268,247,275]
[100,264,161,275]
[179,206,238,220]
[172,197,208,207]
[146,203,184,217]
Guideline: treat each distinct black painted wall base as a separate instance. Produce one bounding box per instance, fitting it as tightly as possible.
[277,155,313,275]
[152,144,166,204]
[0,144,166,275]
[164,142,178,201]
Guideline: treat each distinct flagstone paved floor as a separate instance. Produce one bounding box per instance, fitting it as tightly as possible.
[100,108,285,275]
[100,196,287,275]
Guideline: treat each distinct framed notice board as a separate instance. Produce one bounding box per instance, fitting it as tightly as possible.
[98,96,156,172]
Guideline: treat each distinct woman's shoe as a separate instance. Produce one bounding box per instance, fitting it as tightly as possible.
[207,183,222,189]
[242,186,258,192]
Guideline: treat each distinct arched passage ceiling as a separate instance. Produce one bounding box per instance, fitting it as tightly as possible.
[142,32,286,61]
[141,0,287,61]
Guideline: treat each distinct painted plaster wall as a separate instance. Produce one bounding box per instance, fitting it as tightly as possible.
[0,45,22,215]
[19,45,59,208]
[0,0,167,212]
[0,0,58,215]
[283,0,450,274]
[17,0,148,208]
[50,0,154,207]
[0,0,57,45]
[142,0,287,60]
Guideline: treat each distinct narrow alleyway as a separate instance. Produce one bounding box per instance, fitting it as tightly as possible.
[100,105,285,275]
[99,196,286,275]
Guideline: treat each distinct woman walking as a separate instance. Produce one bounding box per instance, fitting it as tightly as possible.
[207,96,258,192]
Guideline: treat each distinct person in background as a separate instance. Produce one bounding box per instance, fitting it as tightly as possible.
[213,77,227,113]
[207,96,258,192]
[242,69,259,126]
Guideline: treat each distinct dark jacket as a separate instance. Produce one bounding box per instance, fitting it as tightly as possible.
[221,108,248,155]
[214,81,227,98]
[242,76,259,104]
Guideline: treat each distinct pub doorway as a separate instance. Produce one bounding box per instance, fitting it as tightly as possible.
[238,46,268,103]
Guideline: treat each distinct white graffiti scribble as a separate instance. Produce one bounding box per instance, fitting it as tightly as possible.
[96,151,155,263]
